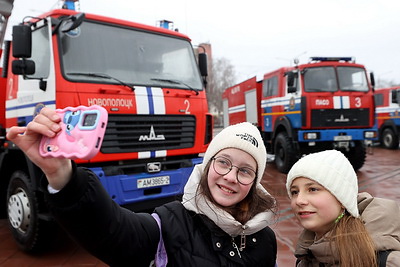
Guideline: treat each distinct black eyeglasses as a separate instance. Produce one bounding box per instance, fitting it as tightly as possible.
[211,156,257,185]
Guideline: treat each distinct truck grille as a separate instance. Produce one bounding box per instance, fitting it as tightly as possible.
[101,114,196,154]
[311,108,370,127]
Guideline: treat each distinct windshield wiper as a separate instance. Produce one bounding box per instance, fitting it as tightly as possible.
[151,78,199,95]
[67,72,135,91]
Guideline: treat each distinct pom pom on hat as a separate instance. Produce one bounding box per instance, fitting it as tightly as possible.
[202,122,266,184]
[286,150,359,217]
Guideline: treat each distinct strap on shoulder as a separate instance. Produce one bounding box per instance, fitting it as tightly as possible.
[378,250,392,267]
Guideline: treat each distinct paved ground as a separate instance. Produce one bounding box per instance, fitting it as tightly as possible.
[0,146,399,266]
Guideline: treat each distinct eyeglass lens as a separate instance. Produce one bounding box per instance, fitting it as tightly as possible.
[212,156,256,185]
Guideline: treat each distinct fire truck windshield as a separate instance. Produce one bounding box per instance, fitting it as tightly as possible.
[59,20,203,90]
[303,66,369,93]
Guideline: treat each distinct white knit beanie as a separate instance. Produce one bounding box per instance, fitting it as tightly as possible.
[286,150,359,217]
[202,122,266,184]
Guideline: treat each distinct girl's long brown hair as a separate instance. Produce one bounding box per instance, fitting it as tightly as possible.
[197,160,276,224]
[329,214,377,267]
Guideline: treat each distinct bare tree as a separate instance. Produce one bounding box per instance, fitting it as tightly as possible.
[206,57,236,125]
[375,78,400,89]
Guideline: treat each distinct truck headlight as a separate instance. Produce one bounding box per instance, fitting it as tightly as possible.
[304,132,318,140]
[364,131,377,138]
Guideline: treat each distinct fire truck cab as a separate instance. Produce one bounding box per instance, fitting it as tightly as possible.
[223,57,377,173]
[374,86,400,149]
[0,4,212,252]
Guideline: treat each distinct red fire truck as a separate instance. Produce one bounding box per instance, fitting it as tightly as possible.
[223,57,377,173]
[374,86,400,149]
[0,3,212,251]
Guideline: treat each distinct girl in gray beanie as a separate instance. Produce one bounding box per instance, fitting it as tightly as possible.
[286,150,400,267]
[7,112,278,267]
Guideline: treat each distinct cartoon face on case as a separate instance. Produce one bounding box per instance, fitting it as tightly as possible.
[64,110,81,136]
[39,105,108,160]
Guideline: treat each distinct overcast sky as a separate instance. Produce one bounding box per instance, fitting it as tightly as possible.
[8,0,400,85]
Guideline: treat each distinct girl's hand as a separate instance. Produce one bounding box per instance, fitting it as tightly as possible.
[6,107,72,190]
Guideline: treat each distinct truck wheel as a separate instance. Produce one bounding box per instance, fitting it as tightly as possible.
[6,171,50,252]
[342,142,366,171]
[274,132,297,173]
[381,128,399,149]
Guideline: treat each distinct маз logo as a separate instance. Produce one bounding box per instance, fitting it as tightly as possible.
[139,126,166,141]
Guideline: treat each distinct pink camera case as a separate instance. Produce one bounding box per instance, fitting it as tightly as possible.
[39,105,108,160]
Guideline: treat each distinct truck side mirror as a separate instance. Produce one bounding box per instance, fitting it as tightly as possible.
[286,72,295,87]
[370,72,375,90]
[52,13,85,35]
[198,53,208,77]
[61,13,85,32]
[287,86,297,94]
[286,71,297,93]
[12,25,32,58]
[12,59,35,75]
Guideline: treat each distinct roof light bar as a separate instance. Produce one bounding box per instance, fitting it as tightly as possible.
[310,57,355,63]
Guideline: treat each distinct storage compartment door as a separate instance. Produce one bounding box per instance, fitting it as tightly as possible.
[245,89,257,124]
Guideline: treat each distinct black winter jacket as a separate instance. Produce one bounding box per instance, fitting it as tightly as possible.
[44,165,277,266]
[156,201,277,266]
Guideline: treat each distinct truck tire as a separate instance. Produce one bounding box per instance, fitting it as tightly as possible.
[6,171,52,252]
[274,132,298,173]
[342,141,366,171]
[381,128,399,149]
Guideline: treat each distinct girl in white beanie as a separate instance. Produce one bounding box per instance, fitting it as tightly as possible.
[286,150,400,267]
[7,109,278,267]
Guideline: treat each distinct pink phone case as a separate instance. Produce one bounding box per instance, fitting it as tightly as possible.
[39,105,108,160]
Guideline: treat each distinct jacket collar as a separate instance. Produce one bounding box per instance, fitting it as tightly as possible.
[295,230,339,265]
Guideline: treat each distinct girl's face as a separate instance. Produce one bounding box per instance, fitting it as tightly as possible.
[289,177,343,239]
[207,148,256,207]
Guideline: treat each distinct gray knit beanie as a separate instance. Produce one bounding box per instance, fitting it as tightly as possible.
[202,122,266,184]
[286,150,359,217]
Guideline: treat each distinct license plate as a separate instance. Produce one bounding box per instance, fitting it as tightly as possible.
[137,176,170,189]
[334,135,352,141]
